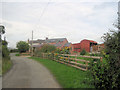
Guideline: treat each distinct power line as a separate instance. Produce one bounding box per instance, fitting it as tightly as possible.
[33,0,51,40]
[38,0,51,23]
[24,0,51,41]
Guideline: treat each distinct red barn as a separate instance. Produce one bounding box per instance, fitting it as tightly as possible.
[71,43,81,53]
[71,39,97,54]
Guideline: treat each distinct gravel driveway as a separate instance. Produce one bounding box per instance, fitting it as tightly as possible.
[2,53,61,88]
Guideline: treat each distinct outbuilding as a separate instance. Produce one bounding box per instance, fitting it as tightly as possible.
[71,39,97,54]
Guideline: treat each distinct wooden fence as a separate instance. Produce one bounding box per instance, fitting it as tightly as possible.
[40,53,103,71]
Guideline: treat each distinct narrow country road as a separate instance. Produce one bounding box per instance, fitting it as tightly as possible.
[2,53,61,88]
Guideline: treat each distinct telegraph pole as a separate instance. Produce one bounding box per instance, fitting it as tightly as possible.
[31,30,33,56]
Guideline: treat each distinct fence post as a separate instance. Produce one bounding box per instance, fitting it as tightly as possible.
[44,53,46,59]
[100,57,103,62]
[68,56,69,65]
[42,53,44,59]
[45,53,47,59]
[54,53,55,61]
[63,54,65,64]
[86,62,88,71]
[47,53,49,59]
[75,54,77,66]
[43,53,45,59]
[66,54,68,64]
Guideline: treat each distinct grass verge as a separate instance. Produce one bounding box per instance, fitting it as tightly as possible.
[29,57,94,88]
[15,53,20,56]
[2,58,12,75]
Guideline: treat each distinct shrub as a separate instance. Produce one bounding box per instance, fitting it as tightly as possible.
[10,49,19,53]
[34,44,56,58]
[80,49,86,55]
[39,44,56,53]
[2,45,10,60]
[47,53,54,60]
[16,41,29,53]
[55,48,61,54]
[2,40,10,60]
[34,50,43,57]
[89,29,120,88]
[89,58,109,88]
[102,30,120,88]
[60,47,70,54]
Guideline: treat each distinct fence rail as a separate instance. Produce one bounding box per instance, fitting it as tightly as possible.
[38,53,102,71]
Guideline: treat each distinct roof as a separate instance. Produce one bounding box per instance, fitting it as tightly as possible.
[29,39,45,44]
[45,38,66,43]
[82,39,97,44]
[54,43,62,47]
[72,43,80,45]
[64,43,71,47]
[31,44,43,48]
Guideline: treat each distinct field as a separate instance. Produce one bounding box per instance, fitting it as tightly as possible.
[29,57,94,88]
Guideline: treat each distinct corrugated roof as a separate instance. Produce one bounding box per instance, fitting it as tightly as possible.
[54,43,62,47]
[64,43,71,47]
[29,39,45,44]
[45,38,66,43]
[31,44,43,47]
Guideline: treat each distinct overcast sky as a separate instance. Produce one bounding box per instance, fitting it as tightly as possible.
[0,0,119,48]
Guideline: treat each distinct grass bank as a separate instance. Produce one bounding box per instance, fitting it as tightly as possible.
[29,57,94,88]
[2,58,12,75]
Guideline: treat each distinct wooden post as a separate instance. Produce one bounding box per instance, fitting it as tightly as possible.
[45,53,47,59]
[43,53,45,58]
[43,53,44,58]
[42,53,44,59]
[65,54,67,64]
[53,53,54,61]
[58,54,59,62]
[68,56,69,65]
[100,57,103,62]
[63,54,65,64]
[54,53,55,61]
[44,53,46,59]
[75,54,77,66]
[86,62,88,70]
[47,53,49,59]
[44,53,45,59]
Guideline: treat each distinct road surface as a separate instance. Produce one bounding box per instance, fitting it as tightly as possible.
[2,53,61,88]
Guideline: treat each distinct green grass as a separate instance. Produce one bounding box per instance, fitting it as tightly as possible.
[29,57,94,88]
[70,56,97,61]
[15,53,20,56]
[0,60,2,75]
[69,56,100,65]
[2,59,12,75]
